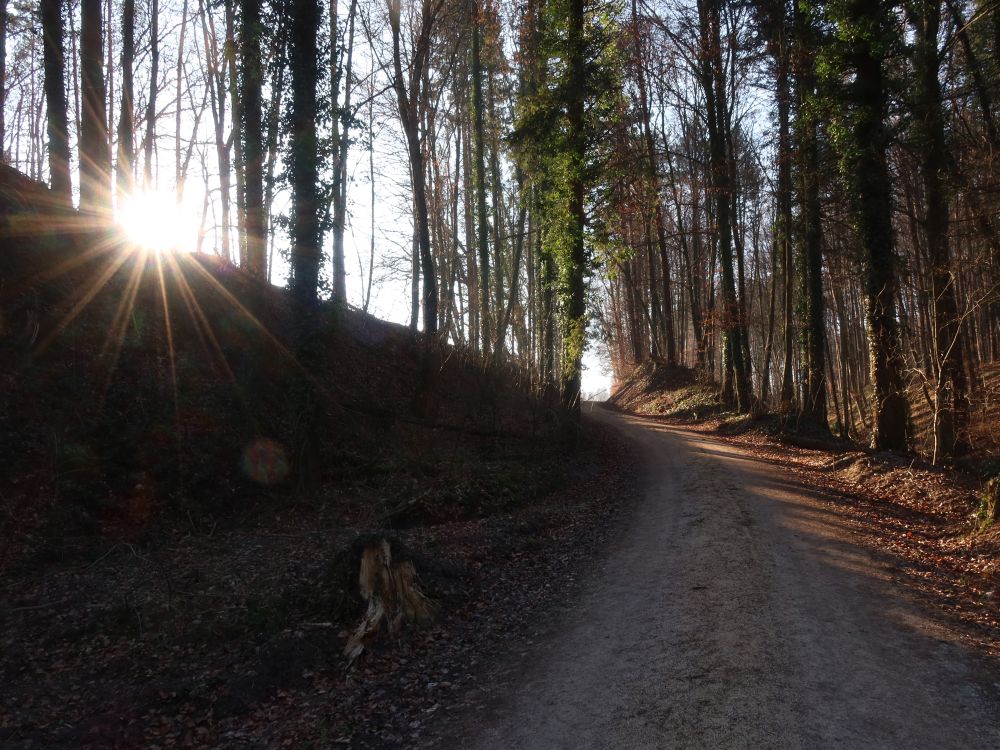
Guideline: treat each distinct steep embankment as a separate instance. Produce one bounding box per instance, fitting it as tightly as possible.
[1,164,558,545]
[609,359,723,420]
[0,166,637,746]
[610,359,1000,660]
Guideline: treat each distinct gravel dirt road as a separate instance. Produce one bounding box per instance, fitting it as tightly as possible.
[458,406,1000,749]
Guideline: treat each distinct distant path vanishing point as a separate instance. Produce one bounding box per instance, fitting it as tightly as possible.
[458,406,1000,749]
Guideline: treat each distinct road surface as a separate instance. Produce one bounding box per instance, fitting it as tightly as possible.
[458,406,1000,749]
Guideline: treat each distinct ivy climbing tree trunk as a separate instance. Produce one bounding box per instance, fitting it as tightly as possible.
[561,0,587,420]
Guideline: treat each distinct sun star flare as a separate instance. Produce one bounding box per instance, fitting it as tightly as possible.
[117,190,199,254]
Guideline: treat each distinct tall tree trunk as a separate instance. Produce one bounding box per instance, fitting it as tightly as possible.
[389,0,438,333]
[331,0,358,301]
[472,12,491,350]
[241,0,266,277]
[909,0,968,460]
[289,0,321,304]
[561,0,587,421]
[199,0,232,261]
[0,0,7,154]
[144,0,159,188]
[795,2,826,427]
[632,0,676,365]
[116,0,135,197]
[288,0,322,488]
[42,0,72,204]
[80,0,110,213]
[699,0,751,411]
[225,0,246,262]
[774,21,795,409]
[841,0,909,451]
[174,0,189,194]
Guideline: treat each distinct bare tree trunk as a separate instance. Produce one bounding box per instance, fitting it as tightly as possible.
[242,0,266,277]
[471,11,491,349]
[80,0,110,212]
[699,0,751,411]
[289,0,321,304]
[389,0,439,334]
[116,0,136,197]
[909,0,968,460]
[42,0,73,203]
[0,0,7,154]
[331,0,358,300]
[144,0,159,188]
[175,0,190,195]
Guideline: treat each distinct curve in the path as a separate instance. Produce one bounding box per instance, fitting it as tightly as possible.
[462,406,1000,750]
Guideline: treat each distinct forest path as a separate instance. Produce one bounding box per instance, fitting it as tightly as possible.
[454,406,1000,749]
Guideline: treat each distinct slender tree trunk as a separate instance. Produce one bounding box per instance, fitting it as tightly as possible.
[225,0,246,262]
[389,0,438,333]
[42,0,73,204]
[699,0,751,411]
[796,3,826,427]
[240,0,266,276]
[561,0,587,421]
[0,0,7,154]
[632,0,675,365]
[174,0,189,194]
[775,26,795,409]
[199,0,231,261]
[117,0,135,197]
[909,0,968,459]
[472,12,491,349]
[331,0,358,300]
[80,0,110,213]
[144,0,159,188]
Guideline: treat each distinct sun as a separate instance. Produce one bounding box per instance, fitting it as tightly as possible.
[117,190,199,253]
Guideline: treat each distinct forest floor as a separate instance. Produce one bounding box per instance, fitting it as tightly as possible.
[437,406,1000,749]
[0,421,638,748]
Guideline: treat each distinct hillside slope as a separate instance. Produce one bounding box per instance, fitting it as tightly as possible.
[1,165,561,546]
[0,167,634,746]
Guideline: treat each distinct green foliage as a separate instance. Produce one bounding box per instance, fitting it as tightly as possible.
[512,0,625,390]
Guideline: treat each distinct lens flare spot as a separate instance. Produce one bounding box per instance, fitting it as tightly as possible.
[242,438,290,486]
